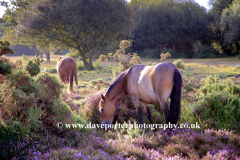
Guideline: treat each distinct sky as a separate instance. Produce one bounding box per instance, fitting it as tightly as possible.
[0,0,210,18]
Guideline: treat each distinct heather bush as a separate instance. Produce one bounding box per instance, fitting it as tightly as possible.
[26,60,40,76]
[36,73,63,104]
[192,76,240,132]
[0,70,88,142]
[4,69,40,96]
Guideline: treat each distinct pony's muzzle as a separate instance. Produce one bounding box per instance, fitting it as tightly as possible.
[101,120,113,130]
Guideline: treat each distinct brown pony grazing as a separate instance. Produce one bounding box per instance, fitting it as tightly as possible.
[56,57,79,94]
[99,62,182,128]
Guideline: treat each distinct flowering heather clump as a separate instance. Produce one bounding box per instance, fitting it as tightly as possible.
[82,91,102,124]
[1,127,239,159]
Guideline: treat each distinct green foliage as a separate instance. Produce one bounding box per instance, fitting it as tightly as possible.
[141,49,159,58]
[5,69,40,95]
[173,59,185,70]
[22,54,27,60]
[93,62,103,70]
[193,44,218,58]
[32,56,44,66]
[26,60,40,76]
[115,121,142,139]
[65,50,80,59]
[0,41,14,56]
[192,76,240,132]
[0,59,12,75]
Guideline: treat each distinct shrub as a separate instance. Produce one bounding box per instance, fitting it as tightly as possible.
[173,59,185,70]
[192,76,240,132]
[93,62,103,70]
[26,60,40,76]
[160,52,171,62]
[0,58,12,75]
[77,60,86,70]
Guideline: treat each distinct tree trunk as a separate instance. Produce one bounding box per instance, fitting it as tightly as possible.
[46,51,50,62]
[40,52,43,59]
[79,49,94,70]
[33,45,40,57]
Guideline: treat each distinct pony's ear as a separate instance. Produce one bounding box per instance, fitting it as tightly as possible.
[101,94,105,102]
[58,57,63,61]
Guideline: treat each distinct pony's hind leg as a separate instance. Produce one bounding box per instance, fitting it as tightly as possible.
[74,73,79,94]
[159,99,170,124]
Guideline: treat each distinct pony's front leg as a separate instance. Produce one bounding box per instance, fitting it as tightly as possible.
[142,103,154,124]
[132,97,144,125]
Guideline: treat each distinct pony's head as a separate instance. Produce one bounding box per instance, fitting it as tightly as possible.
[98,94,116,125]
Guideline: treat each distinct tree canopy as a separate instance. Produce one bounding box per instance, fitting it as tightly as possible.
[16,0,133,69]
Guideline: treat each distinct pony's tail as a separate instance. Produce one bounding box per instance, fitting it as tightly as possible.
[68,61,74,93]
[169,68,182,124]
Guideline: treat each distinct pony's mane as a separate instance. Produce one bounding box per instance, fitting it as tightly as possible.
[106,70,128,98]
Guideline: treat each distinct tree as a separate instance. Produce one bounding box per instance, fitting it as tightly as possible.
[220,0,240,55]
[0,0,47,59]
[16,0,133,69]
[130,0,211,57]
[208,0,234,55]
[0,1,8,7]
